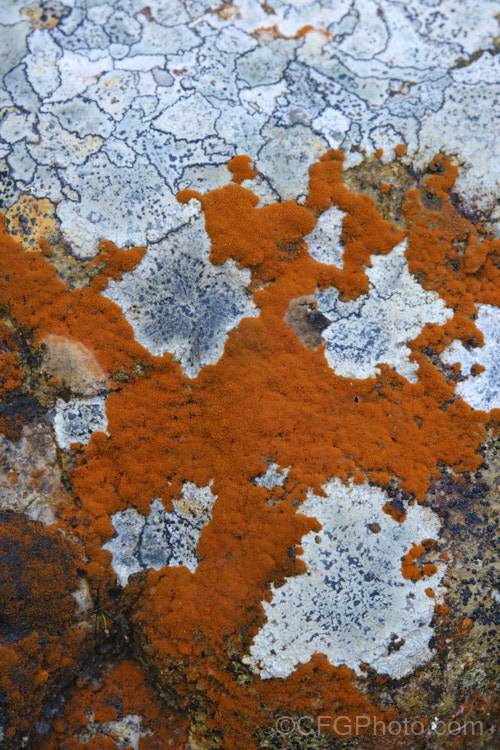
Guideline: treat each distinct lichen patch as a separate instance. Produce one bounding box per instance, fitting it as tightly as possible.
[442,304,500,411]
[102,215,258,378]
[317,241,453,381]
[104,483,216,586]
[245,479,446,681]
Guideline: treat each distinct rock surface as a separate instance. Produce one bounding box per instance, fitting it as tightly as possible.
[0,2,499,749]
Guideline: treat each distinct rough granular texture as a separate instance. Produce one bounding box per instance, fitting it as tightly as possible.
[0,149,498,749]
[0,513,85,747]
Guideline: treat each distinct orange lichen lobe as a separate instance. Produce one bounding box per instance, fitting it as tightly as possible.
[471,363,486,376]
[87,240,146,292]
[404,154,500,347]
[35,660,188,750]
[395,143,407,157]
[401,540,439,581]
[0,216,156,380]
[375,148,384,159]
[423,563,438,577]
[379,181,391,194]
[0,320,23,393]
[425,588,436,598]
[227,154,257,184]
[305,150,404,298]
[401,543,425,581]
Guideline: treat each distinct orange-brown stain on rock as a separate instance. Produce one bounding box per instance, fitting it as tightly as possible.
[33,660,188,750]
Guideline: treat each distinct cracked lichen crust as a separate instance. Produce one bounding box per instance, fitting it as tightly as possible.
[441,303,500,411]
[245,478,445,680]
[1,0,499,256]
[53,395,108,449]
[316,241,452,381]
[104,482,216,586]
[103,214,258,378]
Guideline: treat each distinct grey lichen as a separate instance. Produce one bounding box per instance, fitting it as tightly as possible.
[104,482,216,586]
[103,215,258,378]
[441,304,500,411]
[316,241,452,381]
[53,395,108,449]
[245,478,446,680]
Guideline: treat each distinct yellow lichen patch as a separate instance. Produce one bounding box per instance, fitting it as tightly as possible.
[5,194,59,252]
[21,0,70,29]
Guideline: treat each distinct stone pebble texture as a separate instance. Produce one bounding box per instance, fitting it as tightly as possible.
[0,1,499,749]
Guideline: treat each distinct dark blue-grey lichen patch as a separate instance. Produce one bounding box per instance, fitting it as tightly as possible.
[104,482,216,586]
[103,215,258,378]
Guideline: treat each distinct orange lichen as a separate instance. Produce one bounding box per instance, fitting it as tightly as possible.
[0,320,23,393]
[253,24,332,40]
[375,148,384,159]
[395,144,407,157]
[227,155,257,184]
[425,588,435,598]
[33,660,188,750]
[435,603,450,616]
[0,214,154,380]
[380,181,391,194]
[471,363,486,376]
[401,541,439,582]
[401,543,426,581]
[87,240,146,292]
[0,512,85,746]
[422,563,437,577]
[0,149,496,748]
[404,154,500,361]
